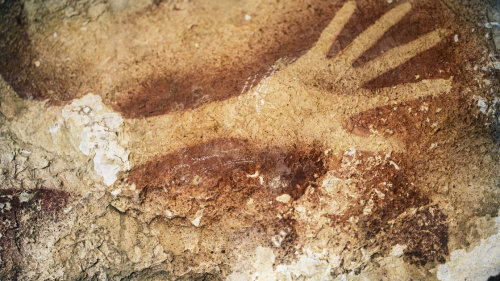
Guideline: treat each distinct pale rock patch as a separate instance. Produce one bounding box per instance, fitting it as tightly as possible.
[275,249,332,281]
[191,210,203,227]
[61,94,130,186]
[437,213,500,281]
[390,244,407,257]
[275,194,291,203]
[229,247,334,281]
[477,98,488,114]
[18,191,34,203]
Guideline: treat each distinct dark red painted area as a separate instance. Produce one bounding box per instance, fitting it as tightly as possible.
[388,205,448,265]
[130,140,449,266]
[328,0,393,58]
[331,0,464,89]
[131,139,327,260]
[354,0,460,87]
[0,188,71,221]
[131,138,326,201]
[320,150,448,265]
[0,188,72,279]
[352,0,450,65]
[327,151,428,230]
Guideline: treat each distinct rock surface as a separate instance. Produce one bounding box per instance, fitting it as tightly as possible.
[0,0,499,280]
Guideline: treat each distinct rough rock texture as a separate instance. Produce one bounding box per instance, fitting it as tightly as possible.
[0,0,499,280]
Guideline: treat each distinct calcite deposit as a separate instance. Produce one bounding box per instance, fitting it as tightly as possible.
[0,0,499,280]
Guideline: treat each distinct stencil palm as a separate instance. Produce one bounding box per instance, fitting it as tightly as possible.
[127,1,451,167]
